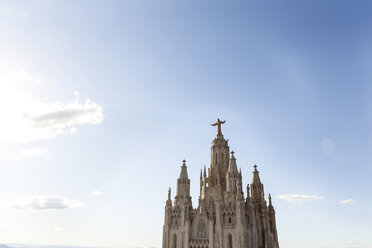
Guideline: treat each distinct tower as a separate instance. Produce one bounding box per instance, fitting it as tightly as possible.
[162,120,279,248]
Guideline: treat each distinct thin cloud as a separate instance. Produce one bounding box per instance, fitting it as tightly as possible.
[17,69,42,84]
[18,148,47,158]
[277,194,324,202]
[10,196,85,211]
[19,10,30,18]
[0,70,104,143]
[340,199,355,205]
[70,127,77,134]
[318,241,369,248]
[4,8,31,18]
[46,227,62,231]
[24,100,103,128]
[91,190,103,196]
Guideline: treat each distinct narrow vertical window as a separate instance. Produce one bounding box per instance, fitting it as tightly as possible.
[228,234,233,248]
[173,234,177,248]
[210,197,214,209]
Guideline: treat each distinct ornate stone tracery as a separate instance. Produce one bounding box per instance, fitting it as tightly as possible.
[162,120,280,248]
[197,219,207,238]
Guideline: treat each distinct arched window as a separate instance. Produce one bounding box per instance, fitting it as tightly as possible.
[197,219,207,238]
[228,234,233,248]
[209,197,214,209]
[229,217,232,224]
[173,234,177,248]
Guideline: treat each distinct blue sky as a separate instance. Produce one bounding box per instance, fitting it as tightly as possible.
[0,0,372,248]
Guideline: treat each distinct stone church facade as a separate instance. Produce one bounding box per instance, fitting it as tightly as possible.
[162,120,279,248]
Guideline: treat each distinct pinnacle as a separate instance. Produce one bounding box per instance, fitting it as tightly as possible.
[252,164,262,184]
[179,160,189,181]
[228,152,238,174]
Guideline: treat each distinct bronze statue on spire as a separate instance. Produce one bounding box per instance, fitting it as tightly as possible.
[211,118,226,136]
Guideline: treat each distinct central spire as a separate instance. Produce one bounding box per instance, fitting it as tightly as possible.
[209,119,230,191]
[211,118,226,136]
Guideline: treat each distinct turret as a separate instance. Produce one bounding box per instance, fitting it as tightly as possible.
[210,119,230,190]
[166,187,172,207]
[226,151,238,193]
[228,151,238,174]
[199,169,203,198]
[175,160,190,205]
[236,174,244,202]
[246,184,251,202]
[251,165,265,203]
[268,194,279,248]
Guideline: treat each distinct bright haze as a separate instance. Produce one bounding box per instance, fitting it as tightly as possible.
[0,1,371,248]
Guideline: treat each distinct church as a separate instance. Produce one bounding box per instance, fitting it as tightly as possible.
[162,120,279,248]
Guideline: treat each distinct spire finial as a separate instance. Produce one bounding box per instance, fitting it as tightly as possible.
[269,193,272,205]
[231,150,234,155]
[211,118,226,136]
[168,187,171,200]
[252,164,262,185]
[182,159,186,164]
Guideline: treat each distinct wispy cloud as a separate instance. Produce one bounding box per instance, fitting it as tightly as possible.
[18,148,47,158]
[17,69,42,84]
[0,69,104,143]
[46,227,62,231]
[10,196,85,211]
[340,199,355,205]
[19,9,30,18]
[91,190,103,196]
[70,127,77,134]
[5,8,31,18]
[277,194,324,202]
